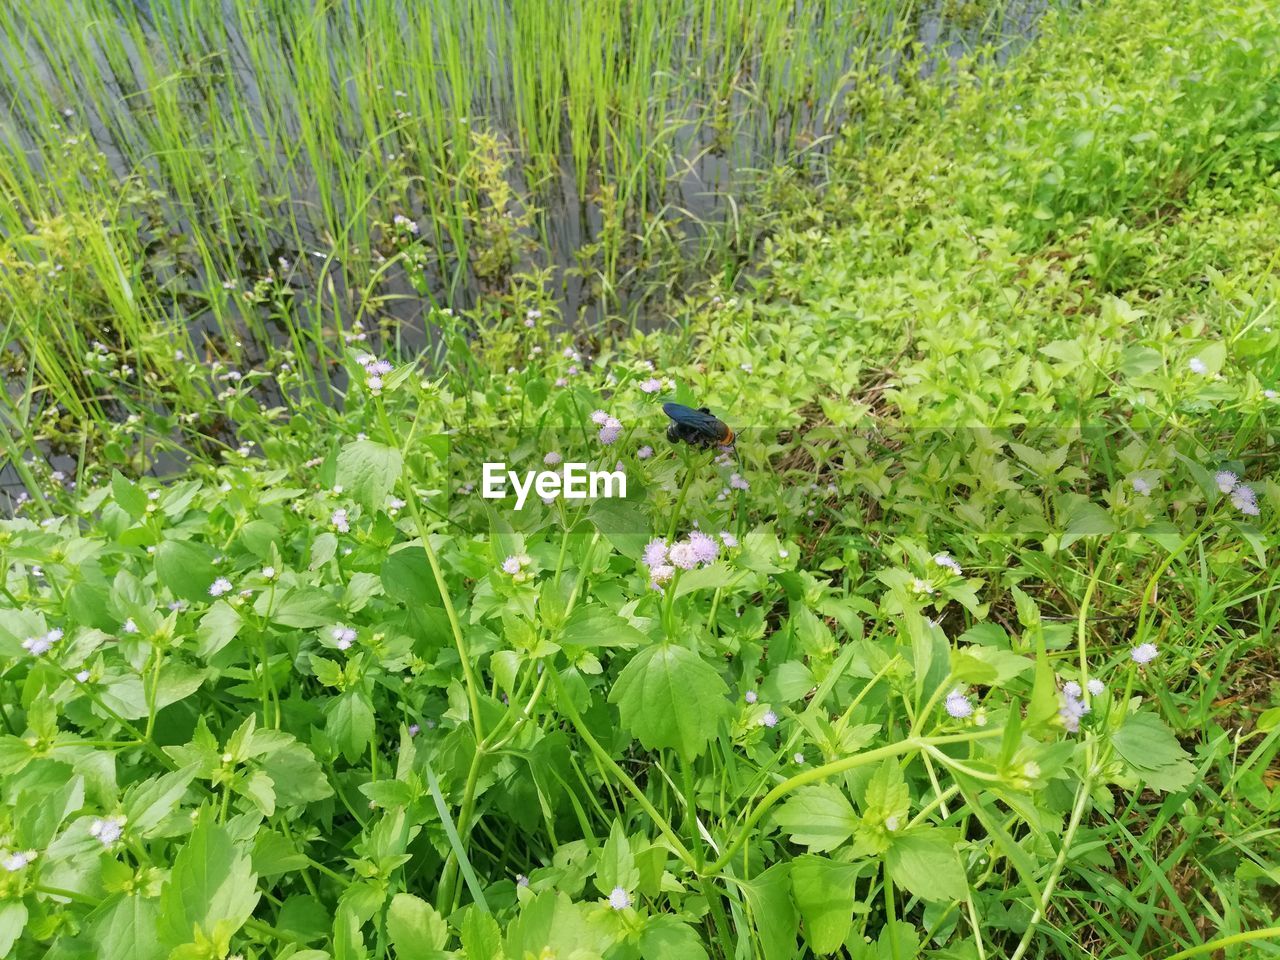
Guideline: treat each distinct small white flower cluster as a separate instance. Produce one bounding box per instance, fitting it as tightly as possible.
[502,554,533,583]
[1215,469,1260,516]
[356,354,394,394]
[1,849,36,872]
[331,625,357,651]
[209,577,234,597]
[89,816,126,847]
[22,627,63,656]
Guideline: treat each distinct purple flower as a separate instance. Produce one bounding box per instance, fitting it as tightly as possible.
[719,531,739,548]
[642,539,668,568]
[331,509,350,533]
[688,530,719,564]
[1231,484,1259,516]
[1059,691,1090,732]
[408,724,421,737]
[637,445,653,459]
[590,409,610,425]
[744,690,758,704]
[1215,470,1238,494]
[1062,681,1082,699]
[944,690,973,719]
[1130,642,1158,665]
[598,417,623,445]
[332,626,357,650]
[760,710,779,728]
[1132,477,1152,496]
[668,541,699,570]
[639,378,662,394]
[544,451,562,466]
[729,473,749,491]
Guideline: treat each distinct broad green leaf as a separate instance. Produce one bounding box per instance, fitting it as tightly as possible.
[1060,502,1116,549]
[157,811,260,949]
[337,440,403,512]
[737,863,798,960]
[885,828,968,902]
[0,901,28,958]
[791,855,860,954]
[92,894,163,960]
[458,906,503,960]
[594,820,639,895]
[111,470,148,519]
[608,644,730,761]
[774,784,858,852]
[327,692,375,764]
[638,916,709,960]
[386,893,449,958]
[155,540,218,603]
[561,605,646,649]
[1110,711,1196,792]
[123,764,199,835]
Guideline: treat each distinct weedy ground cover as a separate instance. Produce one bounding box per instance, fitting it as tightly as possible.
[2,0,1280,958]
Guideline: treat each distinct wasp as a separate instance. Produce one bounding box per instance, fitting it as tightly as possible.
[663,402,735,451]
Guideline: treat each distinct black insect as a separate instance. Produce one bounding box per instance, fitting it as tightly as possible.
[663,402,735,450]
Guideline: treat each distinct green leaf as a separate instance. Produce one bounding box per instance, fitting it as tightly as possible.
[594,820,640,896]
[155,540,218,603]
[885,828,968,902]
[608,644,729,761]
[264,586,341,628]
[0,901,28,958]
[1110,711,1196,792]
[111,470,148,519]
[561,605,646,649]
[458,906,503,960]
[386,893,449,959]
[277,895,330,944]
[737,863,798,960]
[791,855,860,954]
[337,440,403,512]
[157,811,260,949]
[123,764,199,835]
[92,894,163,960]
[774,784,858,852]
[196,602,243,658]
[1060,502,1116,549]
[639,916,709,960]
[327,692,375,763]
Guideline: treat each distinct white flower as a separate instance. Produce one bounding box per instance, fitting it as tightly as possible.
[884,815,900,832]
[1132,477,1152,496]
[608,886,631,910]
[332,626,357,650]
[89,816,125,847]
[121,618,138,634]
[75,670,91,683]
[208,577,233,597]
[1215,470,1238,494]
[911,578,935,595]
[945,690,973,719]
[262,566,277,580]
[332,509,350,533]
[1086,678,1105,696]
[1130,642,1158,665]
[932,552,962,575]
[1,850,36,872]
[744,690,757,704]
[1188,358,1208,375]
[760,710,779,728]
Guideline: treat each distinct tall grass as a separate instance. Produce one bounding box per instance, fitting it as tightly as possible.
[0,0,1051,480]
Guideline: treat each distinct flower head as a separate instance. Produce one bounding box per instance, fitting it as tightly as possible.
[1,850,36,872]
[1231,484,1260,516]
[637,445,653,460]
[944,690,973,719]
[608,887,631,910]
[932,552,962,575]
[89,816,125,847]
[543,451,562,466]
[121,618,138,634]
[590,409,610,425]
[642,539,669,569]
[331,508,350,533]
[22,627,61,656]
[1132,477,1152,496]
[331,625,357,650]
[1215,470,1238,494]
[688,530,719,564]
[760,709,779,728]
[1131,642,1159,665]
[1086,678,1105,696]
[729,473,750,491]
[668,541,699,570]
[208,577,233,597]
[639,377,662,394]
[1062,681,1082,699]
[719,531,739,548]
[1189,358,1208,375]
[744,690,758,705]
[598,417,623,445]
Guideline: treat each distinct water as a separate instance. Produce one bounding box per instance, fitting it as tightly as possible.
[0,0,1055,505]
